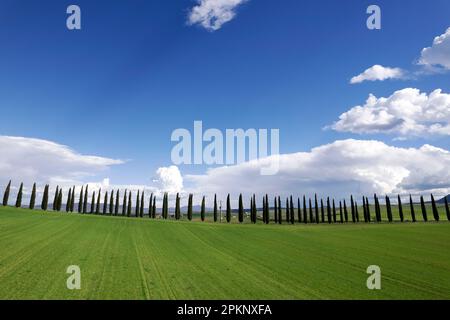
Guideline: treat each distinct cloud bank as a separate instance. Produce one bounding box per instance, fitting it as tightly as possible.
[328,88,450,138]
[350,65,405,84]
[419,27,450,70]
[188,0,247,31]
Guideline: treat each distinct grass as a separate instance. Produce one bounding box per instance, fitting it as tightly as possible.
[0,206,449,300]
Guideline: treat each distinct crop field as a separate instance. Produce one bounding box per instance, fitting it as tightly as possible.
[0,206,449,300]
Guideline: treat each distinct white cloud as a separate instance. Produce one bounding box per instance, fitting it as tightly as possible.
[419,27,450,70]
[350,65,405,84]
[155,166,184,193]
[186,139,450,202]
[187,0,247,31]
[0,136,123,191]
[328,88,450,138]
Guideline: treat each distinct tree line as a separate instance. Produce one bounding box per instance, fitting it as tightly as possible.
[2,180,450,224]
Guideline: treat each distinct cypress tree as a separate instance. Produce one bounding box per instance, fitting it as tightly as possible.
[41,184,49,210]
[109,190,114,215]
[303,195,307,224]
[149,193,154,218]
[398,195,404,222]
[83,185,88,214]
[52,186,59,211]
[140,191,145,218]
[70,186,75,212]
[355,201,360,222]
[78,186,83,213]
[136,190,140,217]
[226,194,231,223]
[343,200,348,223]
[213,194,218,222]
[366,196,372,222]
[431,194,439,222]
[90,191,95,214]
[115,189,120,215]
[332,199,337,223]
[350,195,356,223]
[127,191,132,217]
[122,189,127,216]
[298,198,302,223]
[374,194,381,222]
[320,199,325,223]
[152,196,156,219]
[103,191,108,215]
[314,194,319,223]
[66,188,72,212]
[187,194,193,221]
[2,180,11,206]
[238,194,244,223]
[163,193,169,219]
[386,195,393,222]
[96,189,101,214]
[327,197,332,223]
[309,198,313,222]
[362,196,368,222]
[277,196,281,224]
[420,195,428,222]
[339,201,343,223]
[15,182,23,208]
[290,196,294,224]
[201,196,206,222]
[29,183,36,210]
[409,195,416,222]
[56,189,62,211]
[274,197,278,224]
[285,198,289,223]
[161,193,165,219]
[444,197,450,221]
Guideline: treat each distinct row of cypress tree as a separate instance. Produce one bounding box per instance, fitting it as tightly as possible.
[2,181,450,224]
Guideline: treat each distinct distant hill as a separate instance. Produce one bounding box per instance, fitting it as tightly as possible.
[437,195,450,204]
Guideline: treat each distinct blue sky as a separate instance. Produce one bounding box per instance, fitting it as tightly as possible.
[0,0,449,201]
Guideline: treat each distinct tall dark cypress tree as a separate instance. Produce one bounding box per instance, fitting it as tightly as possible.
[238,194,244,223]
[386,195,393,222]
[374,194,381,222]
[152,196,156,219]
[343,200,348,223]
[29,183,36,210]
[226,194,231,223]
[277,196,281,224]
[366,197,372,222]
[56,189,63,211]
[430,194,440,222]
[187,194,193,221]
[398,195,404,222]
[409,195,416,222]
[327,197,332,223]
[127,191,132,217]
[122,189,127,216]
[136,190,140,217]
[140,191,145,218]
[91,191,96,214]
[78,186,84,213]
[115,189,120,215]
[355,201,360,222]
[149,193,154,218]
[213,194,218,222]
[285,198,289,223]
[66,188,72,212]
[70,186,75,212]
[332,199,337,222]
[52,186,59,211]
[83,185,88,214]
[2,180,11,206]
[103,191,108,215]
[289,196,294,224]
[264,194,268,224]
[303,195,307,224]
[444,197,450,221]
[420,195,428,222]
[163,193,169,219]
[109,190,114,215]
[96,189,101,214]
[201,196,206,222]
[15,182,23,208]
[297,198,302,223]
[309,198,313,223]
[320,199,325,223]
[362,196,368,222]
[350,195,356,223]
[41,184,49,210]
[314,194,319,224]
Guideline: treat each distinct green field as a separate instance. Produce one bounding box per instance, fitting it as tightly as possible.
[0,206,449,300]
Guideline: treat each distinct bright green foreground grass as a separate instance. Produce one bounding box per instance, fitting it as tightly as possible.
[0,206,449,300]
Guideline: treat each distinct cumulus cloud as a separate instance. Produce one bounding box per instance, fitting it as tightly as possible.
[0,136,124,190]
[186,139,450,203]
[155,166,184,193]
[350,65,405,84]
[328,88,450,138]
[419,27,450,70]
[187,0,247,31]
